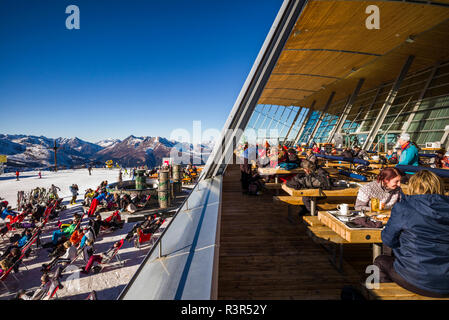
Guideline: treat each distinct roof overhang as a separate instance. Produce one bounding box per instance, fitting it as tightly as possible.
[258,0,449,113]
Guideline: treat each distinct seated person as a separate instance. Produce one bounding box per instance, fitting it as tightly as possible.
[43,241,77,271]
[374,170,449,298]
[285,160,332,216]
[352,146,369,160]
[120,194,132,211]
[385,149,398,164]
[311,143,320,154]
[286,160,332,190]
[100,211,124,230]
[27,267,63,300]
[90,214,103,237]
[286,148,300,166]
[79,226,95,248]
[51,219,78,245]
[341,147,353,159]
[443,151,449,169]
[0,247,21,274]
[355,168,403,212]
[305,149,317,166]
[1,206,17,220]
[82,239,95,264]
[80,241,122,274]
[397,133,419,166]
[0,199,8,212]
[87,191,108,216]
[31,204,45,221]
[432,149,446,168]
[69,226,84,247]
[140,214,157,233]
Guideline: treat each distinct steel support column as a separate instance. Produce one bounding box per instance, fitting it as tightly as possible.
[363,56,414,150]
[293,100,316,145]
[356,86,383,133]
[327,78,365,143]
[401,63,439,134]
[283,107,303,144]
[307,92,335,145]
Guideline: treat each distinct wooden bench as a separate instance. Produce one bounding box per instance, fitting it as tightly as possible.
[362,282,449,300]
[305,224,348,273]
[273,195,304,205]
[264,183,282,190]
[302,215,323,227]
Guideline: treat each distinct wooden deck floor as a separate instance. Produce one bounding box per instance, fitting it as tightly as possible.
[217,165,371,300]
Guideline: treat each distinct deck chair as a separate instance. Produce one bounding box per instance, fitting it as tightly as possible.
[103,239,125,266]
[91,239,125,273]
[85,290,97,300]
[19,232,41,270]
[0,260,22,291]
[134,230,152,249]
[41,266,63,300]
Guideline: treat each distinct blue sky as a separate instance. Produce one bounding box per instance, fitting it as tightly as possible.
[0,0,283,143]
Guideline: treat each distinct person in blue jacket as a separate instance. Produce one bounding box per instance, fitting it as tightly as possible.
[374,170,449,298]
[87,191,108,216]
[397,133,419,166]
[1,206,17,220]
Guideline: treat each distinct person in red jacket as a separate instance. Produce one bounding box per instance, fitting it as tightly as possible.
[15,170,20,181]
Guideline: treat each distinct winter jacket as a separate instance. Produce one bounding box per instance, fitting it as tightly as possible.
[382,194,449,294]
[286,168,332,190]
[95,193,107,202]
[70,230,84,246]
[18,234,31,248]
[62,223,77,236]
[277,162,299,170]
[398,142,419,166]
[61,246,77,261]
[1,209,16,220]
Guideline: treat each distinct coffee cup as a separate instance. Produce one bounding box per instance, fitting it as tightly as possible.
[337,203,349,215]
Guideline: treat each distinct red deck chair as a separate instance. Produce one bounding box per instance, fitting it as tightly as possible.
[19,233,41,270]
[103,238,125,266]
[0,260,21,291]
[100,211,122,233]
[93,239,125,273]
[46,284,60,300]
[134,229,153,249]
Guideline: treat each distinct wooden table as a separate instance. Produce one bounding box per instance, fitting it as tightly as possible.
[258,167,340,187]
[282,184,361,216]
[258,167,304,176]
[317,210,391,262]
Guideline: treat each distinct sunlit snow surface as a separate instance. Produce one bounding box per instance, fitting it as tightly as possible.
[0,168,167,300]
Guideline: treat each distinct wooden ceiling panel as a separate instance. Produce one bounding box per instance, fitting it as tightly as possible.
[258,0,449,111]
[285,1,449,55]
[273,50,373,76]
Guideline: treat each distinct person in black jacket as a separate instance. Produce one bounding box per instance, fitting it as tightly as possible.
[285,160,332,219]
[373,170,449,298]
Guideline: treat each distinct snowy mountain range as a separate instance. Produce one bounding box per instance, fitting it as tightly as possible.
[0,134,214,169]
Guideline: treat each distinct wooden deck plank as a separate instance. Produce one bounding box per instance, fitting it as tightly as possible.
[217,165,363,300]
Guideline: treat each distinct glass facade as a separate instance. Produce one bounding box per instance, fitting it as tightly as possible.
[242,60,449,150]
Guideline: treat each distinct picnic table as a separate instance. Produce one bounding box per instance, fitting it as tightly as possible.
[317,210,391,263]
[258,167,304,176]
[281,183,361,215]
